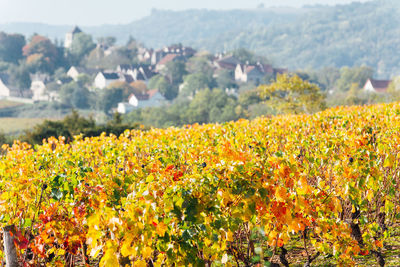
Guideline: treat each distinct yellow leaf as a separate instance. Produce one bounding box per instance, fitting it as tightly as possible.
[135,259,147,267]
[156,222,167,237]
[100,241,119,267]
[142,246,152,259]
[227,230,234,242]
[275,186,287,202]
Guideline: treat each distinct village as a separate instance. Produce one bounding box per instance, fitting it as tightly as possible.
[0,26,293,115]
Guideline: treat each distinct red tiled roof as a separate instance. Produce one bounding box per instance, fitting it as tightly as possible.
[147,89,159,98]
[129,93,149,101]
[244,65,256,74]
[158,54,179,65]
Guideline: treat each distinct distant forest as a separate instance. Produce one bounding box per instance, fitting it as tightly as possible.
[0,0,399,77]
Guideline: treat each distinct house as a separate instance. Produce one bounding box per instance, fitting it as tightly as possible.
[30,74,58,101]
[64,26,82,49]
[57,76,73,85]
[151,50,166,65]
[67,66,98,81]
[138,48,154,63]
[117,89,166,114]
[142,89,166,108]
[116,64,135,74]
[162,44,196,58]
[93,72,123,89]
[117,103,136,114]
[235,63,288,83]
[235,64,265,84]
[363,78,392,93]
[126,66,155,82]
[155,54,183,72]
[214,55,241,70]
[0,73,19,97]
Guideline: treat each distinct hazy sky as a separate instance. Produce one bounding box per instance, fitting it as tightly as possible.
[0,0,372,26]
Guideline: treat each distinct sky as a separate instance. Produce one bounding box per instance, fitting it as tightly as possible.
[0,0,372,26]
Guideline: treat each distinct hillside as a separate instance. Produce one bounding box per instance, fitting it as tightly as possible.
[1,0,400,76]
[1,102,400,265]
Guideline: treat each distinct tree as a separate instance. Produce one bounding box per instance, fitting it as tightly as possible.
[216,69,237,90]
[0,32,25,63]
[148,75,177,100]
[164,60,187,85]
[336,66,373,92]
[180,73,215,97]
[184,88,239,124]
[23,35,60,73]
[85,46,132,69]
[59,81,90,109]
[259,74,325,115]
[69,32,96,65]
[232,48,269,64]
[8,64,31,92]
[97,36,116,47]
[97,87,124,114]
[106,81,135,99]
[187,56,214,77]
[344,83,363,106]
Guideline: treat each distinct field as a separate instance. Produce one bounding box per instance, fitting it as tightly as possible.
[0,117,48,135]
[1,102,400,266]
[0,100,24,109]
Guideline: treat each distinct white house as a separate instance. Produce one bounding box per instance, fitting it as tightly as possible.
[117,89,166,114]
[235,63,287,84]
[0,73,13,97]
[155,54,182,72]
[213,55,241,70]
[67,66,98,81]
[93,72,123,89]
[30,74,58,102]
[126,66,155,82]
[363,78,391,93]
[64,26,82,49]
[117,103,136,114]
[235,64,265,83]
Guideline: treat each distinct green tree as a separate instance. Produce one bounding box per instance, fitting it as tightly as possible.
[336,66,373,92]
[59,81,90,109]
[344,83,363,106]
[216,69,237,90]
[97,36,116,47]
[184,88,239,124]
[97,87,124,114]
[180,73,215,97]
[0,32,25,63]
[148,75,177,100]
[8,64,31,91]
[259,73,325,114]
[187,56,214,77]
[69,32,96,65]
[164,60,187,85]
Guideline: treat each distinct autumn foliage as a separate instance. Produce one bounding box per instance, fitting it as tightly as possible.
[0,102,400,266]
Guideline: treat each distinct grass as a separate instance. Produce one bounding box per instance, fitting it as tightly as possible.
[0,117,49,135]
[0,100,24,109]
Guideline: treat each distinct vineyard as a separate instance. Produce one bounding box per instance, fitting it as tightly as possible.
[1,102,400,266]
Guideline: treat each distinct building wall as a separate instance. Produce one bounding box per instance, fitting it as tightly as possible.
[67,67,80,81]
[363,80,375,92]
[31,81,48,101]
[0,80,10,97]
[64,33,73,48]
[94,74,106,89]
[128,95,139,106]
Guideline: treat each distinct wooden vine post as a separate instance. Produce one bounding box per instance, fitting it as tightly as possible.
[3,225,18,267]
